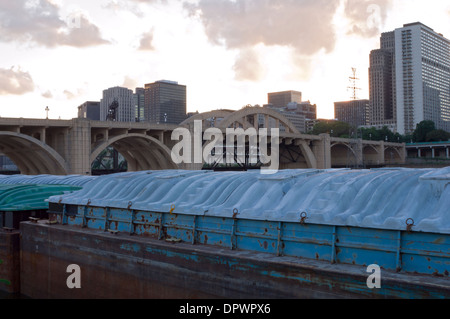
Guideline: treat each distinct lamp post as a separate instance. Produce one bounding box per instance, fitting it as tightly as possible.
[45,106,49,119]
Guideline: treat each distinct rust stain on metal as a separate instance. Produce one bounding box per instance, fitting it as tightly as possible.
[432,237,445,245]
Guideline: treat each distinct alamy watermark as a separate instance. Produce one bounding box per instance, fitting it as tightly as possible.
[64,4,83,29]
[366,4,382,31]
[66,264,81,289]
[171,120,280,174]
[366,264,381,289]
[66,11,82,29]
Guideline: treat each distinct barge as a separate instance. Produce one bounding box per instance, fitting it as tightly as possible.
[23,167,448,299]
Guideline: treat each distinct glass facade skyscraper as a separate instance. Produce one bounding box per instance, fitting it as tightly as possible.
[144,80,187,125]
[134,87,145,122]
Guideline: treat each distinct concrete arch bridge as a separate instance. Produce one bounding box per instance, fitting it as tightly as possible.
[180,107,405,170]
[0,108,405,175]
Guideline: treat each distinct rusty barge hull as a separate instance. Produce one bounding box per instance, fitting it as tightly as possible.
[0,230,20,294]
[20,221,449,299]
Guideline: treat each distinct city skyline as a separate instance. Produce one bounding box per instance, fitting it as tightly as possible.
[0,0,450,121]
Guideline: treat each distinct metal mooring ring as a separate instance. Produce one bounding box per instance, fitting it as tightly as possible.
[300,212,308,224]
[406,218,415,231]
[232,208,239,219]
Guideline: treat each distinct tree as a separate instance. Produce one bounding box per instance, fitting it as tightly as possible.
[310,121,352,138]
[361,127,381,141]
[360,126,403,142]
[425,129,450,142]
[413,121,436,142]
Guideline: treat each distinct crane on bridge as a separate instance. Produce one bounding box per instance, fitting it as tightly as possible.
[97,98,126,175]
[106,99,119,121]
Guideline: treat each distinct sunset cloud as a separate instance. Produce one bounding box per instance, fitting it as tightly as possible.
[0,67,35,95]
[122,76,139,90]
[185,0,339,54]
[344,0,393,37]
[138,29,156,51]
[63,88,84,100]
[102,0,144,18]
[0,0,109,48]
[41,90,53,99]
[184,0,340,81]
[233,47,264,81]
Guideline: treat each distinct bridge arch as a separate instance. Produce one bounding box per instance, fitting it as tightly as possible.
[217,107,300,134]
[330,142,358,168]
[180,110,235,128]
[0,132,69,175]
[279,140,317,169]
[90,134,178,172]
[384,146,404,164]
[362,144,381,167]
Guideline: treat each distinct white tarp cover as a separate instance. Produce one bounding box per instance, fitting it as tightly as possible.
[47,167,450,234]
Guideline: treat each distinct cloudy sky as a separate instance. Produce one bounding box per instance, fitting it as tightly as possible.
[1,0,449,120]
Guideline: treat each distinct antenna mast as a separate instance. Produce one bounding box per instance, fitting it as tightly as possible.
[348,67,361,100]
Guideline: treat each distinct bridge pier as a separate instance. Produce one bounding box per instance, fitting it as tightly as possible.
[67,119,92,175]
[312,134,332,169]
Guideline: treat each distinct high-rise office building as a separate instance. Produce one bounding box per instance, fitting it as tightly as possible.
[144,80,187,125]
[291,101,317,121]
[265,91,316,133]
[395,23,450,134]
[369,22,450,135]
[369,31,396,128]
[134,88,145,122]
[334,99,370,127]
[268,91,302,109]
[78,101,100,121]
[100,86,136,122]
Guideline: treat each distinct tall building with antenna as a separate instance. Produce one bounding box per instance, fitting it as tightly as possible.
[334,68,369,127]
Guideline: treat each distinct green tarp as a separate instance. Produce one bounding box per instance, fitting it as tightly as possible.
[0,184,81,212]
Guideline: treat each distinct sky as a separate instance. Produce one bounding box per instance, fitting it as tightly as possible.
[0,0,449,120]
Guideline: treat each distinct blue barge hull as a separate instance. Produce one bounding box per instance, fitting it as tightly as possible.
[20,221,450,299]
[48,204,449,278]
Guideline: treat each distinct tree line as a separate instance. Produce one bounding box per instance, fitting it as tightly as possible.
[309,120,450,143]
